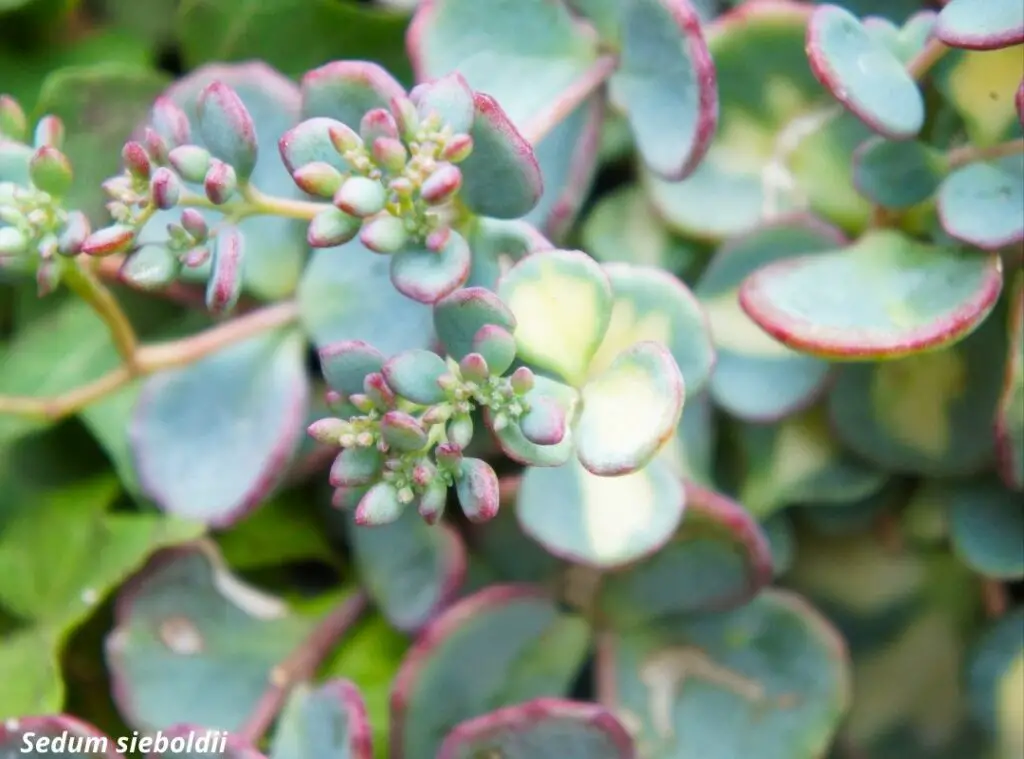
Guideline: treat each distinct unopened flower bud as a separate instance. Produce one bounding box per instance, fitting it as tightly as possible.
[81,224,136,257]
[204,160,237,204]
[57,211,90,257]
[122,141,151,180]
[181,245,210,268]
[420,163,462,205]
[335,176,386,217]
[308,418,348,445]
[442,134,474,163]
[307,207,361,248]
[426,227,450,252]
[459,352,489,383]
[389,176,414,196]
[168,145,212,183]
[372,137,408,173]
[390,96,420,139]
[33,115,64,150]
[509,366,535,395]
[150,96,191,147]
[292,161,343,198]
[0,95,27,141]
[328,122,363,154]
[359,213,408,254]
[180,208,208,241]
[446,413,474,448]
[29,146,72,196]
[360,108,399,145]
[143,127,170,165]
[150,167,181,209]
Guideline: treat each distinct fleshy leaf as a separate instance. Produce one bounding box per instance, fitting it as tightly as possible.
[270,680,373,759]
[695,217,840,421]
[597,481,774,627]
[278,117,351,174]
[390,229,472,304]
[934,44,1024,147]
[498,250,613,386]
[807,4,925,139]
[466,487,563,585]
[935,0,1024,50]
[412,72,475,134]
[937,156,1024,250]
[0,716,122,758]
[390,585,591,759]
[737,406,887,518]
[967,609,1024,756]
[610,0,717,180]
[137,63,307,300]
[517,457,685,568]
[591,263,715,399]
[996,273,1024,490]
[576,341,684,476]
[464,217,552,291]
[492,376,579,467]
[300,61,406,126]
[438,699,636,759]
[298,238,435,357]
[456,457,501,522]
[106,543,320,731]
[382,349,449,405]
[131,330,309,526]
[739,229,1003,359]
[459,93,543,219]
[349,508,466,633]
[598,589,850,759]
[524,95,603,239]
[432,287,517,361]
[408,0,599,125]
[851,137,946,209]
[828,309,1007,476]
[949,479,1024,579]
[197,81,259,182]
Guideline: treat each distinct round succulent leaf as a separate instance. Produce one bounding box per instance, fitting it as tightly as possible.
[437,699,636,759]
[517,457,685,568]
[319,341,385,398]
[466,487,563,585]
[996,273,1024,490]
[948,479,1024,580]
[458,93,543,219]
[493,375,580,468]
[524,95,604,240]
[278,117,351,175]
[456,457,501,522]
[610,0,718,180]
[408,0,600,126]
[937,156,1024,250]
[863,11,938,63]
[147,725,266,758]
[807,5,925,139]
[934,45,1024,147]
[935,0,1024,50]
[695,217,841,421]
[269,680,373,759]
[966,609,1024,742]
[106,543,319,731]
[582,185,697,273]
[433,286,517,361]
[597,589,850,759]
[828,309,1007,476]
[299,60,406,126]
[498,249,613,387]
[349,507,466,633]
[136,63,307,300]
[576,341,685,476]
[390,229,472,304]
[472,325,517,376]
[851,137,946,209]
[642,2,860,240]
[389,585,591,759]
[298,238,435,358]
[196,81,259,182]
[0,716,122,758]
[382,349,449,405]
[597,481,774,627]
[591,263,715,399]
[739,229,1004,359]
[131,330,309,527]
[737,406,887,518]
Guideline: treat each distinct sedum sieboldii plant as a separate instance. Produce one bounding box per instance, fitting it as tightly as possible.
[0,0,1021,758]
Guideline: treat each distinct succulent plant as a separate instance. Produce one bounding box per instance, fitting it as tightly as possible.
[1,0,1022,758]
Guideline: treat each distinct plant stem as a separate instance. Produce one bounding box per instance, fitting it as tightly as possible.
[520,54,618,146]
[63,259,140,368]
[947,138,1024,169]
[177,187,328,223]
[0,301,299,420]
[238,591,369,745]
[906,37,949,80]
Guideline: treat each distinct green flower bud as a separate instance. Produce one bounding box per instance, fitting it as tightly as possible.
[360,213,408,254]
[29,146,73,197]
[335,176,387,218]
[168,145,212,183]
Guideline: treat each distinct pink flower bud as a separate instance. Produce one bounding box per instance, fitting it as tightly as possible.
[150,96,191,147]
[360,108,399,144]
[122,141,151,179]
[33,115,65,150]
[81,224,136,257]
[426,227,450,252]
[420,163,462,205]
[328,122,363,154]
[292,161,343,198]
[204,160,237,205]
[180,208,208,241]
[372,137,408,173]
[442,134,473,163]
[143,127,170,164]
[359,213,408,254]
[334,176,386,217]
[150,167,181,209]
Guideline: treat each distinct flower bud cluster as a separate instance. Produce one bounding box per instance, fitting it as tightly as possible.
[291,92,475,254]
[0,96,88,294]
